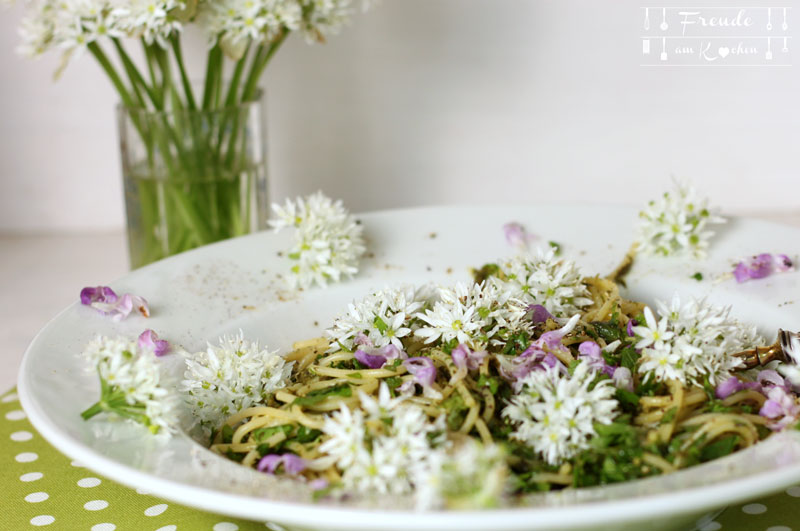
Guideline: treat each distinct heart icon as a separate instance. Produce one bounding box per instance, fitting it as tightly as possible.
[718,47,730,58]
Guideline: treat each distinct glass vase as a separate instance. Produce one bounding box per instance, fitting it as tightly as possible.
[117,94,268,269]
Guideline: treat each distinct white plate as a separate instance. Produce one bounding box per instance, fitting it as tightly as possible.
[18,205,800,531]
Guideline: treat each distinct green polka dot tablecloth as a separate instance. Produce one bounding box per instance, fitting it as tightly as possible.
[3,386,800,531]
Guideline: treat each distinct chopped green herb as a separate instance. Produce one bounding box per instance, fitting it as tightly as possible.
[700,435,739,462]
[478,373,500,395]
[221,424,234,444]
[293,384,352,406]
[660,406,678,425]
[442,393,468,431]
[373,316,388,334]
[472,263,500,283]
[296,425,323,443]
[691,272,703,281]
[252,424,292,443]
[615,388,639,411]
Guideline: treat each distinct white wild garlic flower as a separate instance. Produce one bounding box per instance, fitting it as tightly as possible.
[270,191,366,290]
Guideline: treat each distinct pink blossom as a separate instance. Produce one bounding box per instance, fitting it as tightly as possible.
[80,285,150,320]
[503,222,537,248]
[734,253,794,283]
[451,343,487,371]
[138,329,170,357]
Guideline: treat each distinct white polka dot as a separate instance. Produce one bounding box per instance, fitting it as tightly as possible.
[91,524,116,531]
[144,504,168,516]
[213,524,239,531]
[787,485,800,497]
[30,515,55,526]
[84,500,109,511]
[6,409,26,420]
[15,452,38,463]
[77,477,101,488]
[699,523,721,531]
[2,392,19,402]
[155,526,177,531]
[71,460,84,467]
[25,492,49,503]
[265,524,288,531]
[742,503,767,515]
[20,472,43,482]
[766,527,792,531]
[10,430,33,442]
[135,488,150,495]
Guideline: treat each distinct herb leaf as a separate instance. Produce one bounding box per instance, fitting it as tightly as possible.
[293,384,352,406]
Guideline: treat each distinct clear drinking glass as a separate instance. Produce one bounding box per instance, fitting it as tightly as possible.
[117,93,268,268]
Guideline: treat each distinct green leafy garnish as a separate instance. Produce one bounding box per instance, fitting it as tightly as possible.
[252,424,292,442]
[293,384,352,406]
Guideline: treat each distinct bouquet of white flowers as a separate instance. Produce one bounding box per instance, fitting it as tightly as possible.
[18,0,371,267]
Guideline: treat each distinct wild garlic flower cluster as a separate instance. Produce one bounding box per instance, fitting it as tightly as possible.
[636,180,725,259]
[502,360,618,465]
[81,335,181,434]
[326,284,435,352]
[19,0,369,61]
[182,331,294,429]
[415,281,526,350]
[633,295,761,386]
[327,252,591,354]
[491,250,593,319]
[318,383,447,497]
[270,191,366,290]
[19,0,185,57]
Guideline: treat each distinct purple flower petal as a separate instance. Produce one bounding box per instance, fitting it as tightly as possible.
[84,289,150,321]
[626,319,638,337]
[80,286,117,305]
[758,369,788,390]
[775,254,794,273]
[309,478,329,491]
[759,399,784,419]
[734,253,794,283]
[354,349,387,369]
[528,304,554,324]
[578,341,602,359]
[759,386,800,430]
[257,454,282,474]
[715,376,744,399]
[403,357,437,388]
[503,222,537,248]
[353,332,373,347]
[282,454,307,475]
[376,344,407,361]
[451,343,486,371]
[257,454,306,475]
[138,329,170,357]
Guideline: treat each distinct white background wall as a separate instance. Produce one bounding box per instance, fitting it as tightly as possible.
[1,0,798,233]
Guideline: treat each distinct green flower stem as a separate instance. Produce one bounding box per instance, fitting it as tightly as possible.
[142,40,164,109]
[80,401,104,421]
[171,34,197,110]
[202,44,222,111]
[215,42,252,161]
[87,41,135,109]
[113,38,158,108]
[223,32,286,168]
[241,31,287,102]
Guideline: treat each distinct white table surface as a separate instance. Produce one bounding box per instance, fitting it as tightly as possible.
[2,211,800,393]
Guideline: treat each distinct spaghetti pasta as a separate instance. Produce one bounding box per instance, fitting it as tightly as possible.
[208,264,798,503]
